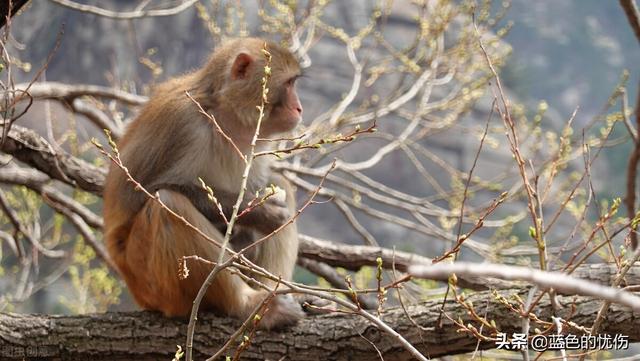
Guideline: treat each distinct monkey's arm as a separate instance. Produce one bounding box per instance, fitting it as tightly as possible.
[150,183,290,234]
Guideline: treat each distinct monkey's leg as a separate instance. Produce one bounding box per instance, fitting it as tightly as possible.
[125,189,302,328]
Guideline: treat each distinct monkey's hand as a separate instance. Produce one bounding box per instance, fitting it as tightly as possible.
[239,194,292,234]
[296,294,334,315]
[149,184,291,234]
[249,293,304,330]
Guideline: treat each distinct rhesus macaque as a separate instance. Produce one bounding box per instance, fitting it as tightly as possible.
[103,38,304,329]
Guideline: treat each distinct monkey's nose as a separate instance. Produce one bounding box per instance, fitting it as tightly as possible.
[296,106,303,115]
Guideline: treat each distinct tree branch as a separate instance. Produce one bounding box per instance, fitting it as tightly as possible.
[299,234,513,290]
[620,0,640,43]
[13,81,147,106]
[0,165,103,228]
[1,125,105,194]
[1,288,639,360]
[410,262,640,311]
[48,0,199,20]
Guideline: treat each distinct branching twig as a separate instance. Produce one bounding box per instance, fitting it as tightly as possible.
[409,262,640,312]
[49,0,199,20]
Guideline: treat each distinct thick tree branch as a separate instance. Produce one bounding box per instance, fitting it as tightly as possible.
[1,125,105,194]
[1,288,639,360]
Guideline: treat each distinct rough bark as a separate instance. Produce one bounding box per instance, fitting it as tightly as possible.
[2,125,106,195]
[1,289,639,361]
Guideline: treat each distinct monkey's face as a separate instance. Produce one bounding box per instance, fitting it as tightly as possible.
[262,76,303,135]
[222,40,303,136]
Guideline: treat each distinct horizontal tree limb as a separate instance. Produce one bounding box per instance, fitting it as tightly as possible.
[1,288,638,360]
[299,234,513,290]
[12,81,148,106]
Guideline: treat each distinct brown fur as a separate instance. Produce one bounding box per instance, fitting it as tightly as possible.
[103,38,304,329]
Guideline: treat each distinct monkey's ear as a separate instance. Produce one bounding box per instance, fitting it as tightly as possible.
[230,53,253,80]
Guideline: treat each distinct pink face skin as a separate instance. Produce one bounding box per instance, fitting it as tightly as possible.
[262,78,303,136]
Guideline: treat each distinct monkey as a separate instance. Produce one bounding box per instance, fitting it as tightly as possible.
[103,37,305,329]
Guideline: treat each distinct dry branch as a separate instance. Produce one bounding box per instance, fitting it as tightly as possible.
[410,262,640,311]
[1,125,105,194]
[0,166,102,228]
[49,0,199,20]
[12,82,147,105]
[299,234,512,290]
